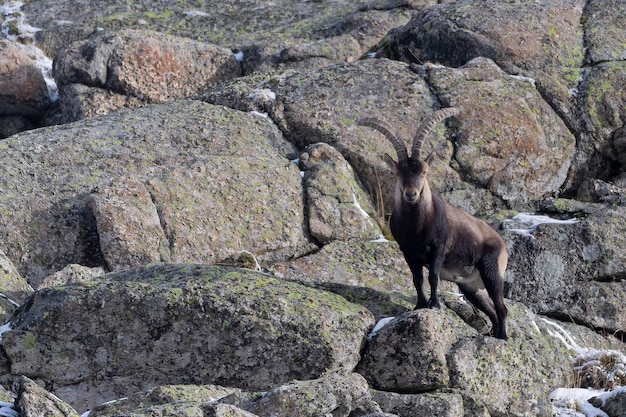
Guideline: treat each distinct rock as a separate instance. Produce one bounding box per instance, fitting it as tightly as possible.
[425,57,576,207]
[89,176,170,271]
[567,61,626,193]
[376,0,584,116]
[358,303,575,417]
[37,264,106,290]
[357,309,475,392]
[301,143,382,244]
[25,0,411,74]
[0,39,51,119]
[583,0,626,64]
[372,391,465,417]
[88,384,246,417]
[272,239,413,296]
[270,58,469,215]
[247,373,380,417]
[504,199,626,334]
[0,247,33,323]
[589,388,626,417]
[14,376,79,417]
[1,264,374,412]
[53,29,241,121]
[0,101,305,287]
[56,83,143,123]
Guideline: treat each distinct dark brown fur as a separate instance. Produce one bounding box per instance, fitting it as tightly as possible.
[359,109,508,339]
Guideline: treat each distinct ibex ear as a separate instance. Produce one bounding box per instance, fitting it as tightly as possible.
[383,153,398,174]
[425,151,438,167]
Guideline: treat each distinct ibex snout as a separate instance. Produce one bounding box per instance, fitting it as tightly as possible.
[404,188,419,203]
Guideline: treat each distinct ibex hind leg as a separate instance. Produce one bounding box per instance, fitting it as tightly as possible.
[457,284,500,337]
[477,249,509,340]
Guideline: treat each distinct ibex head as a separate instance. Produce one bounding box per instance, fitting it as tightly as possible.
[358,108,460,204]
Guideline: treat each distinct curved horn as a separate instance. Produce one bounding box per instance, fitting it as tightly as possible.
[411,107,460,158]
[358,117,409,162]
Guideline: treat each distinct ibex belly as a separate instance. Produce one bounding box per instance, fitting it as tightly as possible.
[439,265,485,289]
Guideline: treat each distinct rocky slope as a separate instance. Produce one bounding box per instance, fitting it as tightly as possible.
[1,0,625,416]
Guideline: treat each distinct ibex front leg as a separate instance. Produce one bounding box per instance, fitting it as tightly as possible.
[427,251,445,309]
[406,255,429,309]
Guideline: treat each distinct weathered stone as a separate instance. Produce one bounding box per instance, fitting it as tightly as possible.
[25,0,411,75]
[426,57,576,207]
[376,0,585,114]
[0,40,51,118]
[247,373,378,417]
[54,29,241,104]
[358,302,575,417]
[14,376,79,417]
[272,239,413,295]
[567,61,626,193]
[0,101,304,287]
[90,176,170,271]
[358,309,474,391]
[145,157,308,266]
[583,0,626,64]
[1,264,374,412]
[504,200,626,334]
[271,58,441,214]
[37,264,106,290]
[372,391,464,417]
[0,247,33,323]
[302,143,381,244]
[57,83,143,123]
[589,388,626,417]
[88,384,246,417]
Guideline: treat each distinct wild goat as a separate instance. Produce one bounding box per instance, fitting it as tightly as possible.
[358,108,508,340]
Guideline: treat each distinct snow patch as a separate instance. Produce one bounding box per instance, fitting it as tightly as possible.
[370,235,389,243]
[185,10,210,17]
[249,110,268,118]
[509,74,537,87]
[0,402,18,417]
[0,322,12,342]
[0,292,19,307]
[233,50,244,62]
[352,193,369,219]
[368,317,394,340]
[504,213,579,238]
[550,388,608,417]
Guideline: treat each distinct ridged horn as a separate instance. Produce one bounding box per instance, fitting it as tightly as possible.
[358,117,409,163]
[411,107,460,158]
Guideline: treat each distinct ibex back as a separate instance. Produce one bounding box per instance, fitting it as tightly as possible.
[359,108,508,340]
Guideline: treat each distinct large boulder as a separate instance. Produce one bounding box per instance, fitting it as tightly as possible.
[0,39,52,134]
[425,57,576,208]
[247,373,380,417]
[375,0,585,117]
[0,100,307,287]
[357,302,576,416]
[14,376,79,417]
[0,247,33,323]
[1,264,375,412]
[567,61,626,192]
[53,29,242,122]
[301,142,382,245]
[268,58,506,216]
[504,199,626,334]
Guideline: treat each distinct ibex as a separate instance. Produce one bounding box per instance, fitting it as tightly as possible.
[359,108,508,340]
